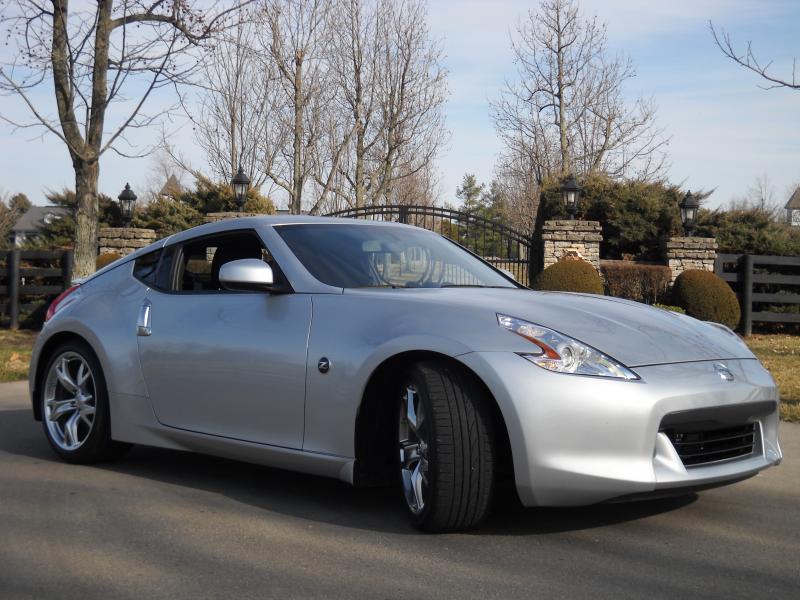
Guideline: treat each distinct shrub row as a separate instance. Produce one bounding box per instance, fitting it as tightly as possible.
[533,259,741,330]
[600,261,671,304]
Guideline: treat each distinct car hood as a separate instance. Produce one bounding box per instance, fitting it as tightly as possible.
[343,288,754,367]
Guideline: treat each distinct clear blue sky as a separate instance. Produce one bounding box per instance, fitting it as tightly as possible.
[1,0,798,210]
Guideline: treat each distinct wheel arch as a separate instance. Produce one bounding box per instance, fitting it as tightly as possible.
[32,331,100,421]
[352,350,514,487]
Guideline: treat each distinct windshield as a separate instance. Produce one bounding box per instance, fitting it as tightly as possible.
[275,223,516,289]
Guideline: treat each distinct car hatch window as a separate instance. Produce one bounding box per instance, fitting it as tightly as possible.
[133,250,161,287]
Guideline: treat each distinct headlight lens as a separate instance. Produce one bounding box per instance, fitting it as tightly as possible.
[497,314,639,380]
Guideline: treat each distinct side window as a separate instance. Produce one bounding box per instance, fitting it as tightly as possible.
[133,250,161,287]
[175,231,272,293]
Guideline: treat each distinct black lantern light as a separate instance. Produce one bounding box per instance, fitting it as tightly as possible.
[679,190,700,236]
[231,165,251,212]
[560,174,582,220]
[118,183,137,227]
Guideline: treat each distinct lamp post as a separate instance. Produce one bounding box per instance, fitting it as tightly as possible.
[679,190,700,236]
[117,183,137,227]
[231,165,250,212]
[560,174,582,220]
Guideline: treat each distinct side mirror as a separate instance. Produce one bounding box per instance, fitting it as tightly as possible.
[219,259,275,292]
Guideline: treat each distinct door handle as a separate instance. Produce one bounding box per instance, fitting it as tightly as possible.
[137,300,152,336]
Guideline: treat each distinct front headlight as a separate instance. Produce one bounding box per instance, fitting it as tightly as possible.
[497,314,639,380]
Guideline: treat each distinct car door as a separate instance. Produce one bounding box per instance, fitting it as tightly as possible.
[136,229,310,449]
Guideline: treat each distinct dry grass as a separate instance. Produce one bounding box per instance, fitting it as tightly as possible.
[0,328,798,421]
[0,330,37,383]
[745,335,800,423]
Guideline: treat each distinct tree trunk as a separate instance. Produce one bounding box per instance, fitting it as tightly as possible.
[72,159,100,279]
[291,53,304,214]
[355,119,365,207]
[556,24,570,175]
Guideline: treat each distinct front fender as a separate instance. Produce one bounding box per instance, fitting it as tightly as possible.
[302,295,473,457]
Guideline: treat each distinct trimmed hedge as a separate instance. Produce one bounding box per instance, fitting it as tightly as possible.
[533,260,604,294]
[601,261,671,304]
[672,270,741,329]
[96,252,123,270]
[653,303,686,314]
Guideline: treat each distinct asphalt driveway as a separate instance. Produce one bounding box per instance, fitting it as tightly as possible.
[1,380,798,599]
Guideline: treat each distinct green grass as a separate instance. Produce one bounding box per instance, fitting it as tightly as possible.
[0,328,798,421]
[745,335,800,423]
[0,330,38,383]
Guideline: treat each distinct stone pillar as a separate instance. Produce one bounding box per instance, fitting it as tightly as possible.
[97,227,157,256]
[663,237,718,284]
[204,212,266,223]
[542,220,602,271]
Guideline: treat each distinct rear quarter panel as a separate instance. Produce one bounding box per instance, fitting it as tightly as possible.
[31,261,150,407]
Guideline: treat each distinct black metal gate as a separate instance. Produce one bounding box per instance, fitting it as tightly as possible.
[323,205,534,286]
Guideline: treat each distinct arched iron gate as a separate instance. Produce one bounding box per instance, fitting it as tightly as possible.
[323,205,534,286]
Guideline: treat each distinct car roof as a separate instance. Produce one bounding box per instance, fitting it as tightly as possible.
[166,215,413,245]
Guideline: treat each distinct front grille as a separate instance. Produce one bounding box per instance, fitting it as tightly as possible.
[662,423,757,467]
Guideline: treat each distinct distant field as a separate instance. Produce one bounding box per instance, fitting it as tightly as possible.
[0,329,798,421]
[746,335,800,423]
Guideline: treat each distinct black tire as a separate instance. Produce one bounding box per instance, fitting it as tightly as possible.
[39,340,130,463]
[397,360,496,532]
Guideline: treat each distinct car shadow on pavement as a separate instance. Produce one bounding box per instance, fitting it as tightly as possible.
[3,408,696,535]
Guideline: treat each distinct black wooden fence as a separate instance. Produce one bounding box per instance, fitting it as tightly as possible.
[715,253,800,336]
[324,205,535,285]
[0,249,73,329]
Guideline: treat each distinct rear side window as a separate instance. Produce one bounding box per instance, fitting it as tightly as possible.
[133,250,161,286]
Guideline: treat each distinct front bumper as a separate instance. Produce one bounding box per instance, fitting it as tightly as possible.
[458,353,782,507]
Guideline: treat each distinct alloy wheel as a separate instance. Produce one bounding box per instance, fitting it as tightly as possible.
[43,352,97,451]
[399,384,429,514]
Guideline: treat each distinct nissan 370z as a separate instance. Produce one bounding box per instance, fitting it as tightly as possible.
[29,217,782,532]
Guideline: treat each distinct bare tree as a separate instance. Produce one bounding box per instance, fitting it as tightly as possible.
[258,0,344,214]
[191,20,276,188]
[491,0,668,199]
[368,0,447,207]
[326,0,381,208]
[0,1,251,277]
[711,23,799,91]
[320,0,447,212]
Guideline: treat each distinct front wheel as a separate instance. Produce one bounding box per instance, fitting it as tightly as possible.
[397,361,496,532]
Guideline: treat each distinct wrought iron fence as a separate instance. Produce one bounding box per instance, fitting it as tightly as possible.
[323,205,534,286]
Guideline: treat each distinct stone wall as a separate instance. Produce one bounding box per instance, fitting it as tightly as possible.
[663,236,718,283]
[542,220,602,271]
[98,227,157,257]
[204,212,266,223]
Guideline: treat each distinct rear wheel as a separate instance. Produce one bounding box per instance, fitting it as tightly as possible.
[40,340,130,463]
[397,361,495,532]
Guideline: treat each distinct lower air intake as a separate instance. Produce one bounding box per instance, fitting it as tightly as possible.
[662,423,757,467]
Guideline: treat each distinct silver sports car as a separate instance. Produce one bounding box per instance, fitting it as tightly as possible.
[30,216,782,532]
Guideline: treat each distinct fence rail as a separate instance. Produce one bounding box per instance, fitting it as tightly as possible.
[715,253,800,335]
[0,249,73,329]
